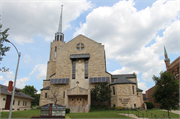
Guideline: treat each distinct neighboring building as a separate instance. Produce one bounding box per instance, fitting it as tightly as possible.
[39,5,144,113]
[143,94,149,102]
[145,46,179,107]
[164,46,180,80]
[0,81,34,111]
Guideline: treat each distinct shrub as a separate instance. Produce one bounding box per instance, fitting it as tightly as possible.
[115,106,123,110]
[145,102,154,109]
[66,108,70,113]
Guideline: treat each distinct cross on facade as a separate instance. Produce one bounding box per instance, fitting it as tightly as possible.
[76,81,79,86]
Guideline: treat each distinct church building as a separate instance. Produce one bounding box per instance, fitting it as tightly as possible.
[39,5,144,113]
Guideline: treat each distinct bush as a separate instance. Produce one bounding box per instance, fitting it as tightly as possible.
[66,108,70,113]
[145,102,154,109]
[115,106,123,110]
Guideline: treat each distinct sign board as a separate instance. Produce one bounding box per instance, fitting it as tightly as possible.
[52,104,66,116]
[40,104,66,117]
[41,104,50,116]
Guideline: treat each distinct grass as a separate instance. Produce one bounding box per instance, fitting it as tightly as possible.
[0,109,130,118]
[0,109,41,118]
[0,108,179,118]
[67,110,130,118]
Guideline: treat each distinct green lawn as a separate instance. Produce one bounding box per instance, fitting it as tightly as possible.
[67,110,130,118]
[0,109,41,118]
[0,108,179,118]
[0,109,130,118]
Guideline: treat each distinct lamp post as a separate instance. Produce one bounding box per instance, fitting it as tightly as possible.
[5,39,21,119]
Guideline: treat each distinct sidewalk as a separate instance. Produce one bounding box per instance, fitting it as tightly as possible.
[159,110,180,115]
[119,113,149,119]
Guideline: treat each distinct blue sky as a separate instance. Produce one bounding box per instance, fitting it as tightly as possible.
[0,0,179,93]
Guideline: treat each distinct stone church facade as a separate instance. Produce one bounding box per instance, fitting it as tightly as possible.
[39,5,144,113]
[39,35,144,113]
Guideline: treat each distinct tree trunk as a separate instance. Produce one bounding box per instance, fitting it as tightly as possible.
[167,110,170,118]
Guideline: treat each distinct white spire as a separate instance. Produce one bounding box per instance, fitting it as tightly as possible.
[58,5,63,33]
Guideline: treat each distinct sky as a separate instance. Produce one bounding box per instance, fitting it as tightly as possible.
[0,0,179,94]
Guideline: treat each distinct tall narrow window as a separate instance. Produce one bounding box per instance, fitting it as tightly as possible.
[45,93,47,98]
[72,60,76,79]
[132,86,134,94]
[63,92,65,98]
[54,47,57,58]
[18,101,20,106]
[113,87,115,95]
[13,100,15,105]
[85,59,88,79]
[57,35,59,41]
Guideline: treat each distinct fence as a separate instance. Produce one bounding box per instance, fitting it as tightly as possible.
[122,108,171,119]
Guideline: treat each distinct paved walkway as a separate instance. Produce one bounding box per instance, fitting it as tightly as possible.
[119,113,149,119]
[159,110,180,115]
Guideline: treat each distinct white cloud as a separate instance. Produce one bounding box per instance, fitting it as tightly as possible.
[0,75,5,81]
[24,54,31,63]
[2,0,92,44]
[138,82,148,93]
[74,0,179,83]
[16,77,31,89]
[30,64,47,79]
[3,76,31,89]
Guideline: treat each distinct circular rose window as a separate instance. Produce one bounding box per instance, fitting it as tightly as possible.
[76,43,84,51]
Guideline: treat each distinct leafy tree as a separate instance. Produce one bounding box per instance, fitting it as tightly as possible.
[91,82,111,106]
[0,24,10,72]
[21,85,40,106]
[152,71,179,117]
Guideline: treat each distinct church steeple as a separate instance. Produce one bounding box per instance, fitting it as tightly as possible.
[55,5,64,42]
[164,46,170,69]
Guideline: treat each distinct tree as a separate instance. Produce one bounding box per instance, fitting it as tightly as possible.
[91,82,111,106]
[152,71,179,117]
[0,24,10,72]
[21,85,39,106]
[47,87,62,105]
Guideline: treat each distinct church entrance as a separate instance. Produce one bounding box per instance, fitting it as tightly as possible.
[68,95,88,113]
[69,95,88,106]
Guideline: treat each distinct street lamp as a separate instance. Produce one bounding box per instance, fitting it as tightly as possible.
[5,39,21,119]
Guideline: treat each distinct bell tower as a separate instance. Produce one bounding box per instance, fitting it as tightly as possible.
[46,5,65,79]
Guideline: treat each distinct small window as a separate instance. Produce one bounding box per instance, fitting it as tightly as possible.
[113,105,116,107]
[80,98,81,101]
[17,109,19,111]
[63,92,65,98]
[72,60,76,79]
[77,98,79,101]
[132,86,134,94]
[3,98,5,101]
[76,43,84,51]
[72,98,73,101]
[23,101,24,106]
[134,104,136,108]
[13,100,15,105]
[113,87,115,95]
[54,47,57,57]
[137,93,138,95]
[45,93,47,98]
[85,98,87,101]
[18,101,20,106]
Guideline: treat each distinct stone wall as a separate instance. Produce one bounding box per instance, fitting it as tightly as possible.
[43,80,50,88]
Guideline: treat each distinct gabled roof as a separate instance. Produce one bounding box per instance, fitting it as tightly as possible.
[110,75,136,86]
[136,87,143,92]
[0,84,34,100]
[41,86,50,91]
